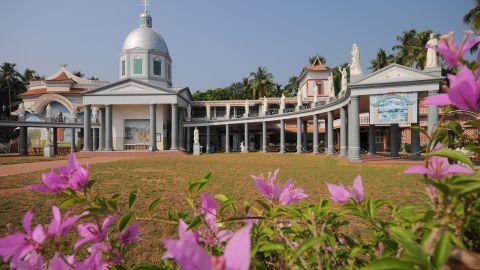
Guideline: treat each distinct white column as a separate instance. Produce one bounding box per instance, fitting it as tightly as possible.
[427,90,439,135]
[348,96,361,162]
[170,104,178,150]
[280,119,285,153]
[339,107,347,157]
[326,111,334,154]
[104,105,113,151]
[83,105,92,151]
[149,104,157,152]
[262,121,267,153]
[225,124,230,153]
[313,114,319,154]
[296,117,302,153]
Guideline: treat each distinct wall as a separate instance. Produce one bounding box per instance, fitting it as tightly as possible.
[112,104,167,150]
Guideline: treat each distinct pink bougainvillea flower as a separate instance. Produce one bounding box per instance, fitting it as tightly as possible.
[163,225,252,270]
[0,211,47,266]
[14,251,44,270]
[25,152,90,194]
[58,152,90,191]
[200,192,220,221]
[75,215,116,249]
[48,253,75,270]
[25,169,70,194]
[436,31,480,68]
[75,243,110,270]
[404,156,473,181]
[47,206,87,238]
[252,168,308,205]
[425,66,480,111]
[163,220,200,259]
[327,176,364,204]
[120,222,141,246]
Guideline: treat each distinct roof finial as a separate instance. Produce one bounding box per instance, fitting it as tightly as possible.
[59,64,68,69]
[142,0,150,13]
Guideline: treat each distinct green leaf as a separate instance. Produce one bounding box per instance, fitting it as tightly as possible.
[465,120,480,128]
[444,121,463,135]
[389,227,430,267]
[361,257,414,270]
[187,216,202,230]
[86,180,96,189]
[118,213,132,232]
[295,237,323,258]
[258,242,285,252]
[59,197,79,208]
[214,194,229,202]
[464,145,480,154]
[148,198,162,212]
[188,173,213,193]
[128,190,137,209]
[427,150,473,168]
[432,232,452,268]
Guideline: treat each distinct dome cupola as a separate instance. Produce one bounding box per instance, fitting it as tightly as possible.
[119,1,173,88]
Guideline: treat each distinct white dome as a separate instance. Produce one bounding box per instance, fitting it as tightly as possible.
[122,27,169,55]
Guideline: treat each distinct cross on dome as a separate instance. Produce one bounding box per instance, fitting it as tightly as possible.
[142,0,150,13]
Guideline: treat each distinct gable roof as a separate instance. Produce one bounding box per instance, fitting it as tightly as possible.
[82,78,186,96]
[349,63,443,87]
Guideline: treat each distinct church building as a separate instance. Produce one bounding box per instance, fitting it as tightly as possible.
[81,7,191,151]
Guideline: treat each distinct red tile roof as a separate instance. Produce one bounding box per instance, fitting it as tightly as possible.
[20,88,86,97]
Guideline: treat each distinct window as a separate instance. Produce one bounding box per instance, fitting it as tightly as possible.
[121,60,126,76]
[375,131,383,144]
[153,59,161,76]
[134,59,142,74]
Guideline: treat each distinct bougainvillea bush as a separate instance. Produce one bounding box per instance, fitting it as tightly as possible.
[1,31,480,269]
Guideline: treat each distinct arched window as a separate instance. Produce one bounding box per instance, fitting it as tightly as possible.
[121,60,126,76]
[153,58,161,76]
[134,58,142,75]
[167,63,172,79]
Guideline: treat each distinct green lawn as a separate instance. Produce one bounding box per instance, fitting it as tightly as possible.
[0,153,427,264]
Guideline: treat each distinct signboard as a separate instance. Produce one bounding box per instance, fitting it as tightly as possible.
[369,93,417,124]
[124,119,149,144]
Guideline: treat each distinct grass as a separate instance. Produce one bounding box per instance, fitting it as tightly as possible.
[0,153,427,264]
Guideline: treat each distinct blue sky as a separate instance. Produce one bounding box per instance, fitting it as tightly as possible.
[0,0,473,91]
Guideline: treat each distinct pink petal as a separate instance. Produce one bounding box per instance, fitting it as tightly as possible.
[163,239,211,270]
[460,35,480,55]
[224,225,252,270]
[22,211,33,236]
[48,253,71,270]
[31,225,46,244]
[444,164,474,176]
[326,183,351,204]
[404,165,431,175]
[424,94,452,106]
[351,176,364,202]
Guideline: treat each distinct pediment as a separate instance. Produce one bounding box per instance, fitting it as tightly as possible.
[84,79,175,96]
[351,64,439,86]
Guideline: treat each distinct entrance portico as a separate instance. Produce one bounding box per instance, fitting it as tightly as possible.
[82,79,190,151]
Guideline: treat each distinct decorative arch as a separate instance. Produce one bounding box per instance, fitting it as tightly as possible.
[30,94,75,114]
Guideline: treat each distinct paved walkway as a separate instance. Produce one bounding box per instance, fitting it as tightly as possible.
[0,151,186,177]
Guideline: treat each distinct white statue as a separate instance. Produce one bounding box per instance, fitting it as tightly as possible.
[425,33,439,68]
[12,102,26,119]
[262,96,268,114]
[296,90,302,107]
[339,68,348,92]
[328,72,335,98]
[193,127,199,144]
[280,94,286,113]
[71,107,78,120]
[313,84,319,105]
[187,104,192,120]
[46,128,53,146]
[206,103,211,119]
[350,43,363,76]
[92,107,98,122]
[240,141,245,153]
[225,103,231,118]
[46,104,54,120]
[244,100,249,116]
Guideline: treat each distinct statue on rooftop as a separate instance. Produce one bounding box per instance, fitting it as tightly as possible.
[296,90,302,107]
[425,33,439,68]
[206,103,211,119]
[226,103,231,118]
[339,67,348,92]
[280,94,286,113]
[328,72,335,98]
[244,100,249,116]
[187,104,192,120]
[12,102,26,119]
[46,104,54,120]
[262,96,268,114]
[350,43,363,76]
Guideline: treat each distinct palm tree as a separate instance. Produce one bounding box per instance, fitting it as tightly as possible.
[464,0,480,32]
[369,49,395,71]
[241,77,252,99]
[22,68,42,83]
[73,71,85,78]
[283,76,298,96]
[0,63,23,114]
[308,55,327,65]
[393,29,434,69]
[249,67,274,99]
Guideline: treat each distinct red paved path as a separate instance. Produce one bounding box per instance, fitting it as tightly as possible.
[0,151,186,177]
